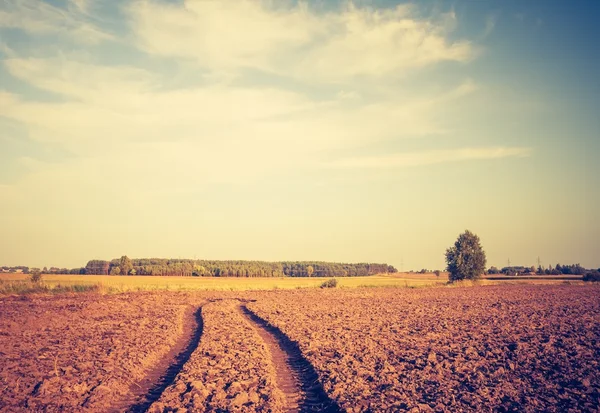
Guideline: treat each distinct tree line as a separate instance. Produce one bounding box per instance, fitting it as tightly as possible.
[83,257,397,277]
[1,266,84,275]
[487,263,587,276]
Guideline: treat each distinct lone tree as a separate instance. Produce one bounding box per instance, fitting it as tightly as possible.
[445,230,487,282]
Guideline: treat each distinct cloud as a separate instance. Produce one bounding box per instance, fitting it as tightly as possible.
[4,57,154,101]
[1,55,476,152]
[483,14,497,38]
[0,0,111,43]
[128,0,475,82]
[0,1,489,188]
[326,147,532,168]
[68,0,95,16]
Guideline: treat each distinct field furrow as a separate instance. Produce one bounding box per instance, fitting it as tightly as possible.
[127,306,204,412]
[247,286,600,412]
[0,293,201,412]
[242,305,341,413]
[1,286,598,412]
[148,299,286,413]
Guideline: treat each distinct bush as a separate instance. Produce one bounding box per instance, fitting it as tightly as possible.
[0,282,106,295]
[583,271,600,282]
[29,270,42,283]
[320,278,338,288]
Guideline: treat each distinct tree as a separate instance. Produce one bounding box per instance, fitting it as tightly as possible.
[85,260,110,275]
[120,255,133,276]
[193,265,206,277]
[307,265,314,277]
[445,230,487,282]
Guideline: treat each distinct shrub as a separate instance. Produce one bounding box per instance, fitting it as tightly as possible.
[29,270,42,283]
[320,278,338,288]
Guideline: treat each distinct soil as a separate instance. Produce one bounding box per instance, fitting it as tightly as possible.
[126,306,204,412]
[0,292,204,412]
[247,285,600,412]
[1,285,598,412]
[148,299,286,413]
[242,305,341,413]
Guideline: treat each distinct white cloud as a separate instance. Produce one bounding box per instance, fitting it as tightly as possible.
[326,147,532,168]
[0,1,489,188]
[68,0,95,15]
[128,0,474,82]
[1,56,475,153]
[4,57,154,101]
[0,0,111,43]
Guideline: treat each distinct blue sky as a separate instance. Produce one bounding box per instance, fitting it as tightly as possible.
[1,0,599,270]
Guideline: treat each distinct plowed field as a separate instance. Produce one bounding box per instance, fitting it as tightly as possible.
[0,292,204,412]
[148,299,286,412]
[248,286,600,412]
[0,285,598,412]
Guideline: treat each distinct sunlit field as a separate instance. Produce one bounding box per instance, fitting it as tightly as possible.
[0,273,446,292]
[0,272,583,294]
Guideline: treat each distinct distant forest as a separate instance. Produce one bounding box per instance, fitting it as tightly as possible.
[82,258,398,277]
[4,260,598,279]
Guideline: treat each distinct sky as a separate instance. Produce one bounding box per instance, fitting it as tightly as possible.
[1,0,599,270]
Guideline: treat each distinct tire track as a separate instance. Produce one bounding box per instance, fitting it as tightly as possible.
[126,306,204,413]
[241,305,341,413]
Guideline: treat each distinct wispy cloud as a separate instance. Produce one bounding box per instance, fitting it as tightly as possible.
[1,54,476,153]
[0,0,112,43]
[326,147,532,168]
[128,0,474,83]
[483,14,498,38]
[0,0,516,190]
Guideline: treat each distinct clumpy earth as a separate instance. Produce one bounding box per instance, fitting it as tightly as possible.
[149,299,285,413]
[0,292,204,412]
[0,285,598,412]
[248,285,600,412]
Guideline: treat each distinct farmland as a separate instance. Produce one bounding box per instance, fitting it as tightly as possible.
[0,292,204,411]
[248,286,600,412]
[0,284,598,412]
[0,273,448,293]
[0,272,583,295]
